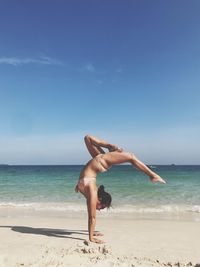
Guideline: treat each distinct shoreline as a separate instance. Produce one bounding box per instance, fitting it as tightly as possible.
[0,209,200,267]
[1,203,200,222]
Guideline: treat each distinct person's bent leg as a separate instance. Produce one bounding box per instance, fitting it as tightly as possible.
[84,135,105,158]
[85,135,111,149]
[85,134,121,154]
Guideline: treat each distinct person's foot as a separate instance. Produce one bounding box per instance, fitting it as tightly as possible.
[150,174,166,184]
[108,144,123,152]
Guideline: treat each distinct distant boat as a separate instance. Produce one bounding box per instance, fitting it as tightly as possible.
[171,164,176,166]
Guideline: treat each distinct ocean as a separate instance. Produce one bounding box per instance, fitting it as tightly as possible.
[0,165,200,219]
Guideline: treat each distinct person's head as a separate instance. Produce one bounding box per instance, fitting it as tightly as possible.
[96,185,112,210]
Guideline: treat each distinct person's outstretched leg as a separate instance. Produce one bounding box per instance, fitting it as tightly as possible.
[130,153,166,184]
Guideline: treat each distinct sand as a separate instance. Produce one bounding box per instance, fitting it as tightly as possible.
[0,208,200,267]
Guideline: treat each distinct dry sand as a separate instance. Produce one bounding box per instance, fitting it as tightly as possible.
[0,208,200,267]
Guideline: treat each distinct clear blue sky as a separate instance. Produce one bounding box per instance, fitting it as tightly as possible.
[0,0,200,164]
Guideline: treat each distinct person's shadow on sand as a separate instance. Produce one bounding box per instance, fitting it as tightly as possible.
[0,226,87,241]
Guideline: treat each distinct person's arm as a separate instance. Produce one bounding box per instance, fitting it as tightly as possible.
[86,186,104,244]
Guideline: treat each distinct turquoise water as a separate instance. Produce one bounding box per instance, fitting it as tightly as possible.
[0,165,200,214]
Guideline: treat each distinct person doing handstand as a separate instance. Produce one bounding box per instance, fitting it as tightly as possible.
[75,134,166,243]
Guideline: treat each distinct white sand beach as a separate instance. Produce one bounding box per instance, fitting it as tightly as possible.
[0,208,200,267]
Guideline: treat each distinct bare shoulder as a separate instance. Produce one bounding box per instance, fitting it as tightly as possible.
[85,181,97,197]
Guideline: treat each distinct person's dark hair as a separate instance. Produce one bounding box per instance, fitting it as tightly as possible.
[97,185,112,208]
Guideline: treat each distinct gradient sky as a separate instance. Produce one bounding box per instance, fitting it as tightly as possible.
[0,0,200,164]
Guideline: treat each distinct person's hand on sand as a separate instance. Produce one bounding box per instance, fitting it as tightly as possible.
[93,231,104,237]
[150,174,166,184]
[90,238,105,244]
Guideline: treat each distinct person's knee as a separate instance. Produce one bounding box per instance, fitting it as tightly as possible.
[84,134,91,143]
[129,153,137,163]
